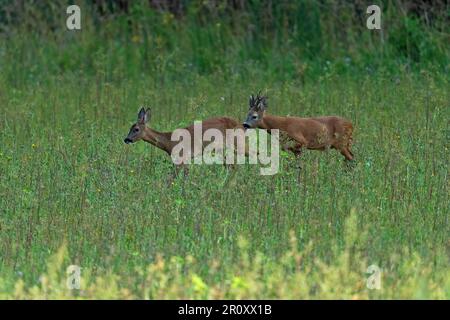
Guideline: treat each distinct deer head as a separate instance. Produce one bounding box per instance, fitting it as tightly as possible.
[243,92,267,129]
[124,107,150,144]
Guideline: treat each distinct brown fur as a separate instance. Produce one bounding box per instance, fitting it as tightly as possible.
[243,94,354,161]
[143,117,243,155]
[124,108,244,158]
[261,115,354,160]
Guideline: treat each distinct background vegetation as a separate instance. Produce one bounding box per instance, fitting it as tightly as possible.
[0,0,449,298]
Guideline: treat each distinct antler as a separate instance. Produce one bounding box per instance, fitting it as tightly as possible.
[249,94,256,109]
[256,91,267,109]
[256,90,263,99]
[249,91,268,110]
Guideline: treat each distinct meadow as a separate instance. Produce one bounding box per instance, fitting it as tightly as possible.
[0,1,448,299]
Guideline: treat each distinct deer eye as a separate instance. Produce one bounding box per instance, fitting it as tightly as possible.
[134,128,139,133]
[252,115,258,119]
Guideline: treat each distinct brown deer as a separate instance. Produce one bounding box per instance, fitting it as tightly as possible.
[124,108,245,173]
[242,93,354,161]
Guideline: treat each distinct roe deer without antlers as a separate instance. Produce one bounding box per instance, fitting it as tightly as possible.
[242,93,354,161]
[124,108,245,174]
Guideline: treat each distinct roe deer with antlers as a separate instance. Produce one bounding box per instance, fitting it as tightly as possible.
[124,108,245,172]
[242,94,354,161]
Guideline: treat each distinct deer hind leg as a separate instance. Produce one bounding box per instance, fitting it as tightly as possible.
[334,123,354,162]
[343,144,356,169]
[340,148,354,161]
[335,139,354,161]
[344,123,354,159]
[347,138,354,159]
[343,134,354,159]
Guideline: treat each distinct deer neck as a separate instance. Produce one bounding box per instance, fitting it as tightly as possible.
[260,114,287,131]
[142,127,174,154]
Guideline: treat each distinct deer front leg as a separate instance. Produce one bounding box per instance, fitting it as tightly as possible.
[281,140,303,170]
[168,164,189,185]
[290,143,303,169]
[284,133,307,170]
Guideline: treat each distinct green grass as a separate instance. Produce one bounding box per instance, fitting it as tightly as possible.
[1,70,448,298]
[0,1,449,299]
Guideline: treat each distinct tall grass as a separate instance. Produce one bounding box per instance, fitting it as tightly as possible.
[0,1,449,298]
[4,212,450,299]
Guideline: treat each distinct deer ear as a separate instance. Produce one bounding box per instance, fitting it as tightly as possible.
[138,107,149,124]
[259,96,268,111]
[138,108,145,121]
[144,108,151,123]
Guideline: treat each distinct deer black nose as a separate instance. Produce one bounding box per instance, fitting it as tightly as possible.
[124,138,132,144]
[243,123,250,129]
